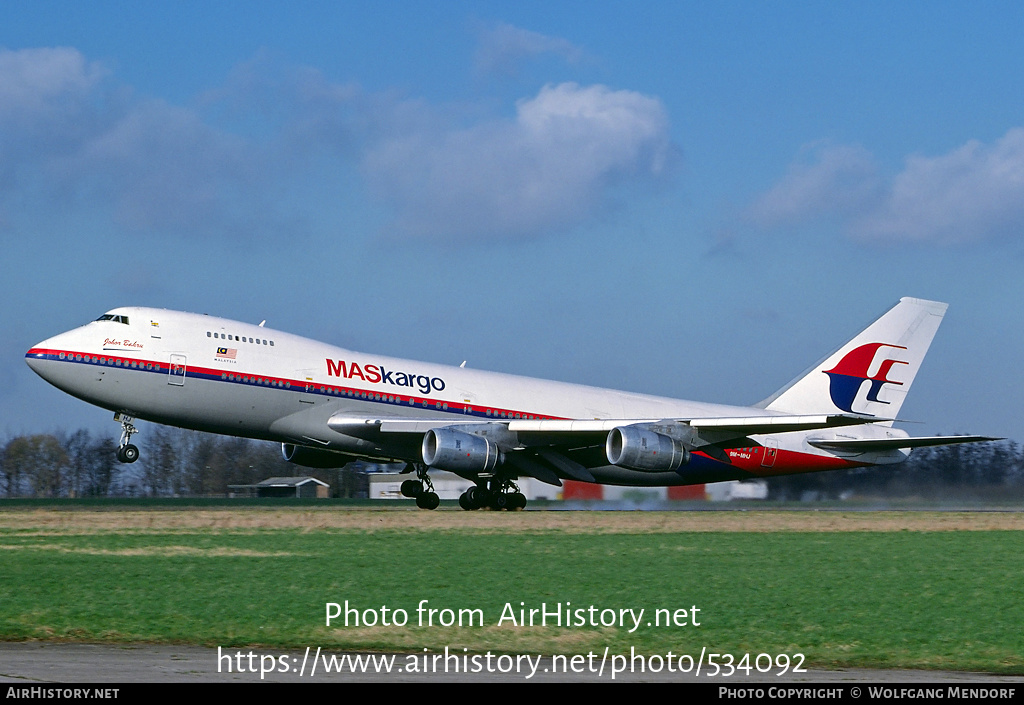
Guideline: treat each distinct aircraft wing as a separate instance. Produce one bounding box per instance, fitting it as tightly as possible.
[326,412,889,485]
[327,412,879,440]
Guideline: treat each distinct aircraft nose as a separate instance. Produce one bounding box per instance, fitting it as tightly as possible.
[25,334,65,379]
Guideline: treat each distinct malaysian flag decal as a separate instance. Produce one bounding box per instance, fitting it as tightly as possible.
[216,347,237,359]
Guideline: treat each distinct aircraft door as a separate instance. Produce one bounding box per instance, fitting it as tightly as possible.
[760,439,778,468]
[168,354,187,386]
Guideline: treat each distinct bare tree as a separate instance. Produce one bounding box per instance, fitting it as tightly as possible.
[4,435,70,497]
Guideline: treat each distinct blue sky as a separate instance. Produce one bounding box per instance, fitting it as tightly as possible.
[3,2,1022,444]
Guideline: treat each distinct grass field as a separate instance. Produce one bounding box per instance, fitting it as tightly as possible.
[1,506,1022,674]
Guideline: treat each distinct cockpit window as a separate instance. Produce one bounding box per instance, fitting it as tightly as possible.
[96,314,130,325]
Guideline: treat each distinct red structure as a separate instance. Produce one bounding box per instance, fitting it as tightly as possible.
[562,481,706,500]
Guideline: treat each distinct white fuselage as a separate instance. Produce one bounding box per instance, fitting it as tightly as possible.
[26,306,907,486]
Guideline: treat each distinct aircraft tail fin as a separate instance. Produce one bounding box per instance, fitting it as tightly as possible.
[757,297,948,424]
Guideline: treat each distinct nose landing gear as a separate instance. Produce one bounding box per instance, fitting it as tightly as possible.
[114,412,140,464]
[117,444,140,463]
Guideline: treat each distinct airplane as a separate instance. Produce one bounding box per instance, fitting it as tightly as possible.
[25,297,997,510]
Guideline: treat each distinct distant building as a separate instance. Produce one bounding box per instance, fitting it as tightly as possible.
[705,480,768,501]
[229,476,330,498]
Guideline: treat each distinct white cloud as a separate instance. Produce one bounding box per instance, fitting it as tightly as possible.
[0,47,288,239]
[0,48,109,188]
[61,99,263,235]
[363,82,675,240]
[749,129,1024,245]
[474,22,584,77]
[0,47,675,244]
[851,129,1024,244]
[0,47,104,119]
[746,142,880,227]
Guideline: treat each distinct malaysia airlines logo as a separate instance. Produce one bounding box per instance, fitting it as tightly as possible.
[823,343,908,414]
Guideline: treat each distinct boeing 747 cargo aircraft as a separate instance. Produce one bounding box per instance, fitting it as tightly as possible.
[25,297,996,509]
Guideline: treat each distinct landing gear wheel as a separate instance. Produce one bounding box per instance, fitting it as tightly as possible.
[416,492,440,510]
[117,444,140,464]
[114,413,140,464]
[401,479,424,498]
[480,479,525,511]
[459,486,484,510]
[408,463,439,509]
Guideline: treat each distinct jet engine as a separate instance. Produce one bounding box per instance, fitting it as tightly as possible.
[605,426,690,472]
[281,443,357,469]
[421,428,502,473]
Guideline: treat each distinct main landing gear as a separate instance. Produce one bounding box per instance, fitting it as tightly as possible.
[458,478,526,511]
[400,464,440,510]
[114,413,140,464]
[399,466,527,511]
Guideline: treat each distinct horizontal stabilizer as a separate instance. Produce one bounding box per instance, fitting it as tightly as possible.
[807,435,1001,452]
[685,414,880,436]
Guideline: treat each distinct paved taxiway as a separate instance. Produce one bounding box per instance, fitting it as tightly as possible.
[1,643,1022,683]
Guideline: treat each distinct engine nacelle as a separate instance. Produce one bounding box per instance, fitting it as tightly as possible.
[605,426,690,472]
[281,443,357,469]
[422,428,502,473]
